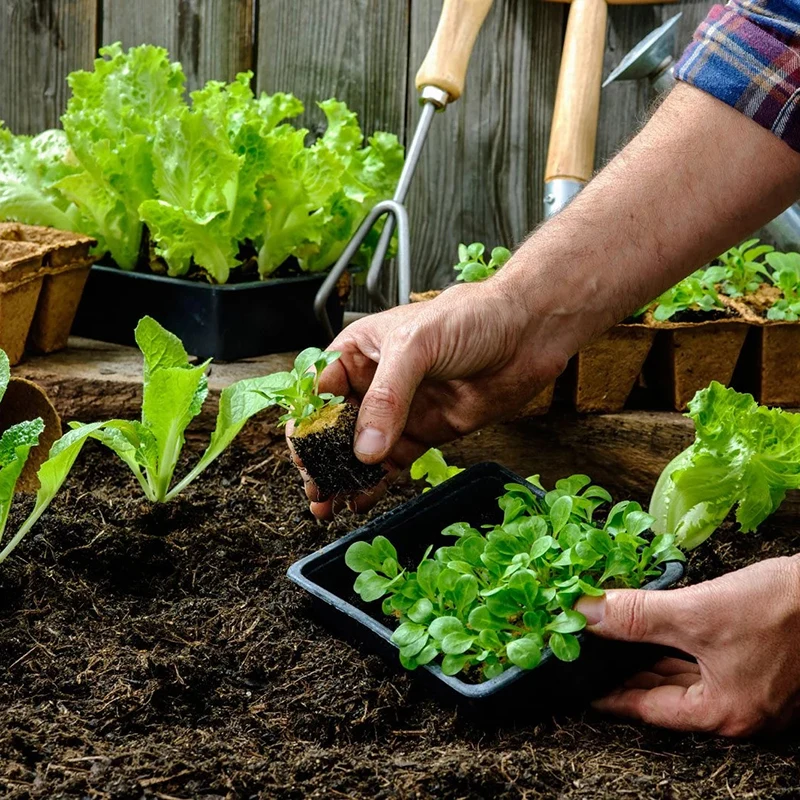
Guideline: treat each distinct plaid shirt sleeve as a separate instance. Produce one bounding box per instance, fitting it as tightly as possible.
[674,0,800,151]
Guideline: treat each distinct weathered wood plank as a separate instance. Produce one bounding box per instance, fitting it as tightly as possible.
[407,0,564,292]
[256,0,410,311]
[102,0,254,90]
[13,338,800,519]
[597,0,713,166]
[0,0,98,134]
[255,0,409,139]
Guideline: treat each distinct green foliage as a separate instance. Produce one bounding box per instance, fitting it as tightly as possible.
[347,474,684,681]
[649,271,722,321]
[253,348,344,427]
[410,448,464,491]
[453,243,511,283]
[0,46,404,283]
[765,252,800,321]
[650,382,800,550]
[712,238,774,297]
[79,317,279,502]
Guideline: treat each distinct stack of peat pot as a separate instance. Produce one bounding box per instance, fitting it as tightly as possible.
[0,223,95,364]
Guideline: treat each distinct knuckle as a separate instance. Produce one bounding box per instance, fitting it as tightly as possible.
[615,591,652,641]
[363,384,403,418]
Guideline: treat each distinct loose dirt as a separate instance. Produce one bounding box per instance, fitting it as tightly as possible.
[1,427,799,799]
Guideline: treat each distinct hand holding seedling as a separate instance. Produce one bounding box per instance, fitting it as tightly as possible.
[302,279,569,519]
[577,556,800,736]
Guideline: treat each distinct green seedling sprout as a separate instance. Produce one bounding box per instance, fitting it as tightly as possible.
[765,251,800,321]
[453,242,511,283]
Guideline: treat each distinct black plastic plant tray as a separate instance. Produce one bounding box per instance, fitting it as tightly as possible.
[72,265,346,361]
[288,462,685,718]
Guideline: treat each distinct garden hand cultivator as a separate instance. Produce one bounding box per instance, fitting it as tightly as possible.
[315,0,495,338]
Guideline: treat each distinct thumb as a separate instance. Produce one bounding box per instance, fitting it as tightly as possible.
[353,334,426,464]
[576,588,697,653]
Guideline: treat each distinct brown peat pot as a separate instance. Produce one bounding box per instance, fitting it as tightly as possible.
[0,223,96,356]
[643,311,749,411]
[0,240,47,365]
[574,324,656,413]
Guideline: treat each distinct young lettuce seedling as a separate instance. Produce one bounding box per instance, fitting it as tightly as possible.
[453,242,511,283]
[713,238,774,297]
[410,448,464,491]
[346,472,684,680]
[0,351,106,565]
[260,348,385,499]
[765,252,800,321]
[648,271,722,322]
[74,316,280,503]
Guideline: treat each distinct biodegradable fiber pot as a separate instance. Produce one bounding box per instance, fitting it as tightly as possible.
[0,240,47,365]
[643,311,750,411]
[516,383,556,417]
[0,378,62,492]
[0,223,96,355]
[574,323,656,413]
[287,462,685,717]
[73,264,350,361]
[290,402,385,500]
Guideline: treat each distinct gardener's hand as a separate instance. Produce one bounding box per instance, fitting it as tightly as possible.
[576,556,800,737]
[296,277,578,519]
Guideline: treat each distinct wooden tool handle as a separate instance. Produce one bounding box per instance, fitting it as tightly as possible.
[415,0,494,101]
[545,0,607,183]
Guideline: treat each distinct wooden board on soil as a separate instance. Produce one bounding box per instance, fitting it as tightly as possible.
[13,337,800,520]
[2,433,800,798]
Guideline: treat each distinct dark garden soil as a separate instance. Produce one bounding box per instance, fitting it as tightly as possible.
[2,426,800,799]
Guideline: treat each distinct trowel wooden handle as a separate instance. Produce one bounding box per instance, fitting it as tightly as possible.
[545,0,608,183]
[415,0,495,101]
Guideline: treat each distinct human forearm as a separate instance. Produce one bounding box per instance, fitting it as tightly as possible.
[495,83,800,357]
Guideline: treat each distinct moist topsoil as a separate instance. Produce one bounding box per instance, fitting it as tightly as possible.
[2,432,800,800]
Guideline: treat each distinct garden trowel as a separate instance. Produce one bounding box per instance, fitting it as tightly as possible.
[604,14,800,250]
[543,0,678,220]
[315,0,495,337]
[0,378,62,492]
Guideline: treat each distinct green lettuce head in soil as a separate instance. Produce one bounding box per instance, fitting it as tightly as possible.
[0,351,104,565]
[650,382,800,550]
[453,242,511,283]
[74,316,280,503]
[765,251,800,321]
[347,468,684,680]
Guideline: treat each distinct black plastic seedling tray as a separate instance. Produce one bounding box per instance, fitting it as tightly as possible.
[72,265,346,361]
[288,462,685,718]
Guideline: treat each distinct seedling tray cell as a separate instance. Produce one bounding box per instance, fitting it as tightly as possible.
[288,462,685,718]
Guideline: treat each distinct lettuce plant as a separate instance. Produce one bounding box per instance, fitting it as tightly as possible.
[711,238,774,297]
[650,382,800,550]
[76,317,280,502]
[453,243,511,283]
[765,252,800,321]
[649,271,722,321]
[0,352,104,564]
[254,348,343,427]
[347,474,683,679]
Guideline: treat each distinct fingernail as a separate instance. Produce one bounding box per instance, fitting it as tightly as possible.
[354,427,386,459]
[576,595,606,626]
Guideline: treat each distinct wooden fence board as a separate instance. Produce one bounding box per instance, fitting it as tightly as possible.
[102,0,254,90]
[406,0,563,293]
[0,0,98,134]
[597,0,713,167]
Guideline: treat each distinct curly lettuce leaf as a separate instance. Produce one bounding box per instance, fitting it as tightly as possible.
[650,382,800,549]
[299,103,403,273]
[58,42,186,269]
[0,126,82,230]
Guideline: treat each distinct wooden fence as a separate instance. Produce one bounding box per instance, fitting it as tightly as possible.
[0,0,710,301]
